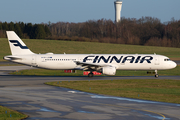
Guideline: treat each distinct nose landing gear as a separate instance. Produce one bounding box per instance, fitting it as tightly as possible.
[155,70,159,78]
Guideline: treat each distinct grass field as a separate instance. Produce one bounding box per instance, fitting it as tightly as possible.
[45,79,180,104]
[11,65,180,76]
[0,106,27,120]
[1,38,180,61]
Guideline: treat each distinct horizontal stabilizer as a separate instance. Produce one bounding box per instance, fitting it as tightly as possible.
[3,56,22,60]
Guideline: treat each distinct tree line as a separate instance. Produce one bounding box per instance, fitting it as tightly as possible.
[1,17,180,47]
[49,17,180,47]
[0,22,51,39]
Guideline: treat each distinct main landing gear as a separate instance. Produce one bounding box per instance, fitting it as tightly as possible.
[88,72,94,77]
[155,70,159,78]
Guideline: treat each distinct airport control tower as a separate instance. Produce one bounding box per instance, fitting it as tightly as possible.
[114,0,123,22]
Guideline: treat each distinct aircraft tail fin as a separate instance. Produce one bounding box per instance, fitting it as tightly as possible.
[6,31,34,55]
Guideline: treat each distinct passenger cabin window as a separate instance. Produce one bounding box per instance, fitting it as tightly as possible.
[43,58,77,61]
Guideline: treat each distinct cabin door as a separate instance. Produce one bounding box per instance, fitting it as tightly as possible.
[155,56,159,65]
[32,56,37,66]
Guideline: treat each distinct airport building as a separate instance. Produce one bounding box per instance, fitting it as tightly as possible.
[114,0,123,22]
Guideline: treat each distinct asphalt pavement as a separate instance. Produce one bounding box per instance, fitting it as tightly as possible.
[0,65,180,120]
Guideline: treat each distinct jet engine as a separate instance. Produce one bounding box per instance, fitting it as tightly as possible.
[101,66,116,75]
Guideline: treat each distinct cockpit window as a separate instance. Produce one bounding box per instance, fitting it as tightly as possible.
[164,59,171,61]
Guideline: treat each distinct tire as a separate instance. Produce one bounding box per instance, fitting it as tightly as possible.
[88,73,94,77]
[155,74,159,78]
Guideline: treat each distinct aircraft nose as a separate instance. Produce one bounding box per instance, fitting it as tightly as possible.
[165,61,177,69]
[172,61,177,68]
[170,61,177,69]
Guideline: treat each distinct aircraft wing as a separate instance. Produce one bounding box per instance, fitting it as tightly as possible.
[74,61,111,71]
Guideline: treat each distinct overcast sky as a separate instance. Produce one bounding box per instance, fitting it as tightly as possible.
[0,0,180,23]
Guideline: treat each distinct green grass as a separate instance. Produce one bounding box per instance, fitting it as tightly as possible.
[0,106,27,120]
[11,69,83,76]
[0,64,23,66]
[45,79,180,104]
[11,65,180,76]
[1,38,180,61]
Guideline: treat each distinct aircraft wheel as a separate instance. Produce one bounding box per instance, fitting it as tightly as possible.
[155,74,159,78]
[88,73,94,77]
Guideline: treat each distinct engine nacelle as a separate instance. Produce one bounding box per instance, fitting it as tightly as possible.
[102,66,116,75]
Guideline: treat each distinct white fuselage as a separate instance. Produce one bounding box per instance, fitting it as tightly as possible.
[4,54,177,71]
[5,31,177,77]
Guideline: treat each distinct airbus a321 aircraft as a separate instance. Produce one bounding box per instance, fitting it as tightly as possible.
[4,31,177,77]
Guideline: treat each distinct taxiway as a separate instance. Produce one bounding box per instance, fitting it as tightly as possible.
[0,66,180,119]
[0,75,180,120]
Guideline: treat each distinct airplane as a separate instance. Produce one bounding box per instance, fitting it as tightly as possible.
[4,31,177,77]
